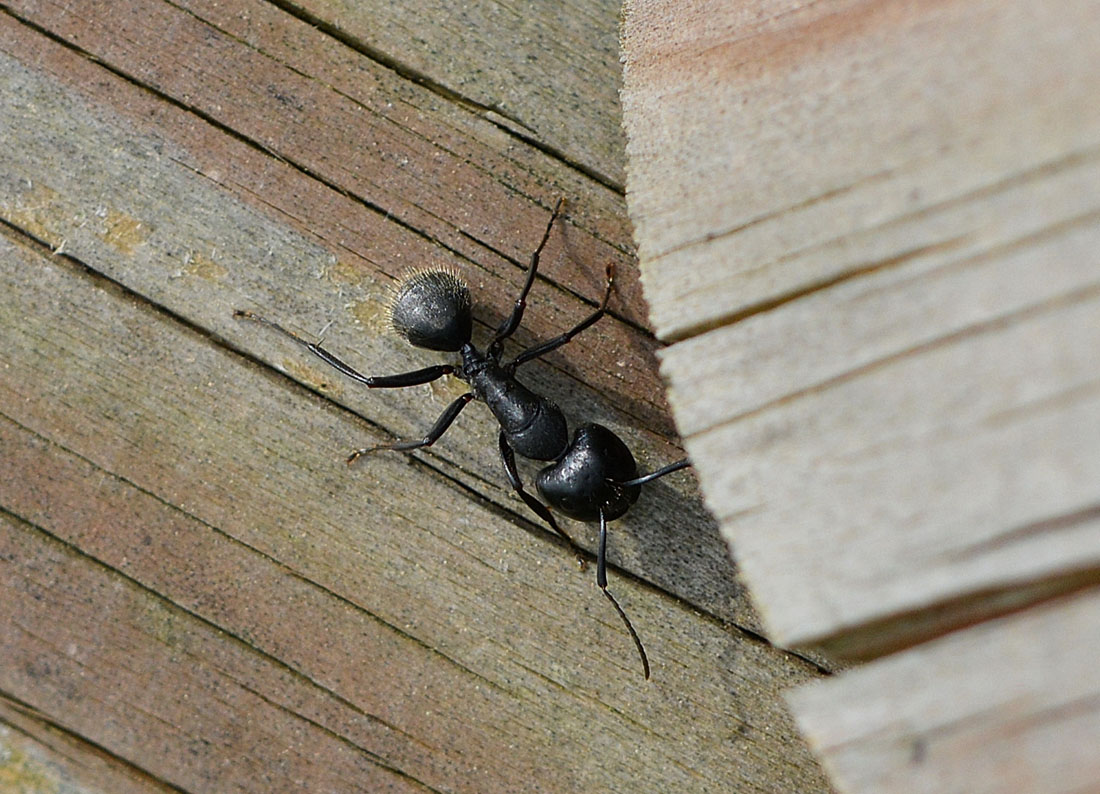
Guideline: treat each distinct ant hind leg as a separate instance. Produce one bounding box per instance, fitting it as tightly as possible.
[347,393,474,464]
[597,508,650,680]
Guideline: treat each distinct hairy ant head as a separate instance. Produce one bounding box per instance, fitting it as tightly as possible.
[536,423,641,522]
[388,268,473,352]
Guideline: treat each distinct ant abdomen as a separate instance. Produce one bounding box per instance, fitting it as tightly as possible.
[388,268,472,351]
[536,424,641,522]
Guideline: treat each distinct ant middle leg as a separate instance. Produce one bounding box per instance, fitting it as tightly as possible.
[488,198,565,357]
[506,263,614,370]
[234,310,455,388]
[347,393,474,464]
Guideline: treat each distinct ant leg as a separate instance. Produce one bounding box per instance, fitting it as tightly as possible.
[347,393,473,464]
[498,432,585,564]
[235,310,454,388]
[506,263,614,370]
[598,508,650,680]
[617,458,692,488]
[488,198,564,358]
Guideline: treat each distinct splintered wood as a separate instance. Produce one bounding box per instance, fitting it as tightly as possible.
[621,0,1100,792]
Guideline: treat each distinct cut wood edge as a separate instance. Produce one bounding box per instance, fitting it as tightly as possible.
[805,568,1100,662]
[0,696,176,794]
[786,585,1100,794]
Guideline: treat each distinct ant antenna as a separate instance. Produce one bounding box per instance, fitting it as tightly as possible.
[617,458,691,488]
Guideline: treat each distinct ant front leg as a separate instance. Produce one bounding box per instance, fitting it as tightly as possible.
[488,198,564,359]
[347,393,474,464]
[234,310,455,388]
[507,263,614,370]
[498,432,585,566]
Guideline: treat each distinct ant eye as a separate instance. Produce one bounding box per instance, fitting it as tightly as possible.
[388,268,472,351]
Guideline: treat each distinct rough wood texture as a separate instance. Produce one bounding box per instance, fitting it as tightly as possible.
[788,586,1100,794]
[0,1,832,791]
[621,0,1100,792]
[0,697,177,794]
[283,0,629,188]
[622,0,1100,655]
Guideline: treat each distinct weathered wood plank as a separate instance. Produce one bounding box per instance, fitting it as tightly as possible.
[622,0,1100,341]
[1,512,437,793]
[0,698,177,794]
[285,0,628,187]
[7,0,643,324]
[659,158,1100,439]
[681,236,1100,656]
[0,8,750,628]
[621,0,1100,658]
[0,215,832,790]
[788,587,1100,794]
[622,1,1100,788]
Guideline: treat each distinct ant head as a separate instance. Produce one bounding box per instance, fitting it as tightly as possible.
[388,268,473,352]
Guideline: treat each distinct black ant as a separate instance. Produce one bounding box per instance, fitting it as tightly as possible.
[235,199,690,679]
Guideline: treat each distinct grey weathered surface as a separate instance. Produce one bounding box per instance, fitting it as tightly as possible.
[0,1,832,792]
[788,586,1100,794]
[621,0,1100,791]
[285,0,630,187]
[622,0,1100,656]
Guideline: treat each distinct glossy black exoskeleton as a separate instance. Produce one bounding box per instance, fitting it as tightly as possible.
[235,199,690,679]
[538,423,638,521]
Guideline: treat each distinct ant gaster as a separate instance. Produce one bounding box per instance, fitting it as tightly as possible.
[235,199,690,679]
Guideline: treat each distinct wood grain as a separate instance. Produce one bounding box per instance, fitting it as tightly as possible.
[623,0,1100,341]
[622,0,1100,654]
[285,0,629,188]
[687,265,1100,656]
[621,0,1100,790]
[0,2,748,628]
[788,587,1100,794]
[12,0,640,320]
[0,222,830,793]
[0,1,833,791]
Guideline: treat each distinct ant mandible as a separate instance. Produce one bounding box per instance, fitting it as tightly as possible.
[235,199,690,679]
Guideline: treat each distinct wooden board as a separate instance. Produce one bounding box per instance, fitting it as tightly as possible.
[622,0,1100,342]
[285,0,629,188]
[621,0,1100,656]
[0,218,827,794]
[0,0,754,629]
[620,0,1100,792]
[0,2,833,792]
[788,586,1100,794]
